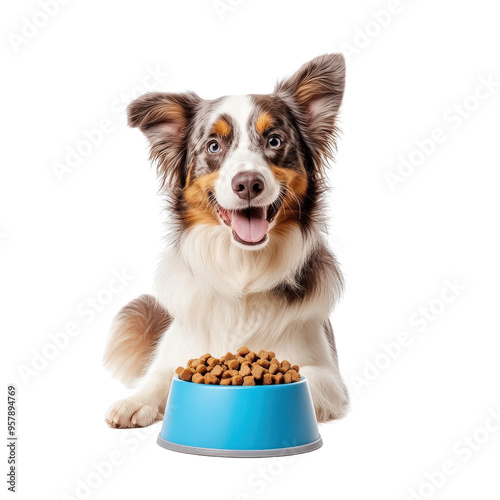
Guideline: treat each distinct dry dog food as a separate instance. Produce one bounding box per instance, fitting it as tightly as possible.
[174,347,301,385]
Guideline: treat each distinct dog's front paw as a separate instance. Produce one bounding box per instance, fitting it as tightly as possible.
[315,396,349,423]
[105,398,162,428]
[301,366,350,423]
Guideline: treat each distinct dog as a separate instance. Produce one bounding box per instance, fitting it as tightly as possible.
[104,54,349,428]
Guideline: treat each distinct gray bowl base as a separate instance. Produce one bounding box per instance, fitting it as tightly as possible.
[157,434,323,458]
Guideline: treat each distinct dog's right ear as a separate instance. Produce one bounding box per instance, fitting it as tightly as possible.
[127,92,201,189]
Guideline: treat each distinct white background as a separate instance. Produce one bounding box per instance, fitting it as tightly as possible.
[2,0,500,499]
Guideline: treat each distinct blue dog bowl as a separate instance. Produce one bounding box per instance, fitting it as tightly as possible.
[157,375,322,457]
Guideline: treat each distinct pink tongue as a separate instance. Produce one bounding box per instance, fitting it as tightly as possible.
[231,209,268,243]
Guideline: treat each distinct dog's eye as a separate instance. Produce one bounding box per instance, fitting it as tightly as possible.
[207,141,221,153]
[268,136,282,149]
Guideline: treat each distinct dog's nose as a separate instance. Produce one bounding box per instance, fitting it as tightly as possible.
[231,171,265,201]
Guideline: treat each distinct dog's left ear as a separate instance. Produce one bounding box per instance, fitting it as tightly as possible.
[127,92,201,189]
[275,54,345,165]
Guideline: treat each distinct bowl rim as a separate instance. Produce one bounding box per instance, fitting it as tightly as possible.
[173,374,307,389]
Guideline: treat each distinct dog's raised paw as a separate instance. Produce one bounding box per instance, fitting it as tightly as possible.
[105,398,161,428]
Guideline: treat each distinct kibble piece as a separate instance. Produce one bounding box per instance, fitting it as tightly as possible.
[205,373,219,384]
[251,365,265,380]
[284,372,292,384]
[221,371,233,379]
[232,375,243,385]
[175,366,183,376]
[243,376,256,386]
[239,362,252,377]
[263,373,273,385]
[268,351,276,359]
[288,369,301,382]
[291,365,300,373]
[273,373,284,384]
[280,360,291,373]
[228,369,239,377]
[211,365,224,377]
[257,349,269,360]
[227,359,240,370]
[187,359,194,367]
[220,378,232,385]
[180,368,194,381]
[221,351,235,363]
[245,351,257,362]
[269,363,279,375]
[192,373,205,384]
[196,364,207,374]
[237,346,250,356]
[237,355,246,364]
[200,353,211,362]
[257,358,270,369]
[208,357,221,369]
[270,357,280,365]
[221,364,228,372]
[190,358,204,368]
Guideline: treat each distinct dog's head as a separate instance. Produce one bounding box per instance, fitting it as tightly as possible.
[128,54,345,250]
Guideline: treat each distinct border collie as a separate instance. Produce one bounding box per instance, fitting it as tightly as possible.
[104,54,349,428]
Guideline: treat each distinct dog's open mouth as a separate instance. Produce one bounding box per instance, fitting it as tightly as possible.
[210,194,281,246]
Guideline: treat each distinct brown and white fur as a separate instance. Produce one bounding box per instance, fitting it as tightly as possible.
[104,54,349,428]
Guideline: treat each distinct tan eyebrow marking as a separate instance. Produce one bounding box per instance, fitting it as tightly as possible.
[211,117,231,137]
[255,112,274,135]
